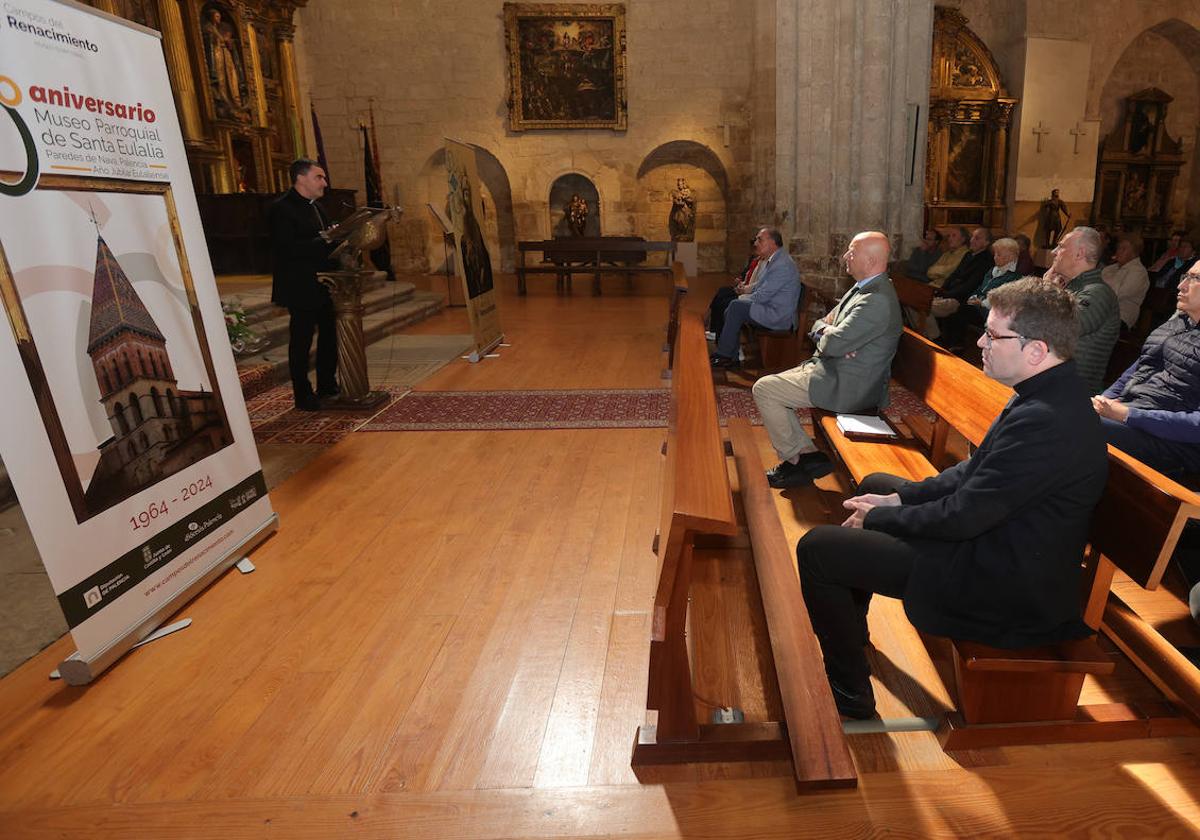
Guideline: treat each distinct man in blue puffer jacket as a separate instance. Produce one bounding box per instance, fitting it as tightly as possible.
[1094,260,1200,649]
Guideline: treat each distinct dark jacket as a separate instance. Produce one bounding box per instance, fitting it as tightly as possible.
[937,248,993,302]
[1105,314,1200,443]
[864,361,1108,648]
[1067,267,1121,394]
[270,188,337,310]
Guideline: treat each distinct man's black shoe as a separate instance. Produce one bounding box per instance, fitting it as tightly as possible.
[710,354,739,370]
[294,396,322,412]
[796,451,834,479]
[316,384,340,398]
[829,678,877,720]
[766,459,812,489]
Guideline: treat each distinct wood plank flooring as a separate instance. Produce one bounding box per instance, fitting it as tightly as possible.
[1,274,1198,838]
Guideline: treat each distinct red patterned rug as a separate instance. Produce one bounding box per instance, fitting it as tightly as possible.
[357,385,936,433]
[247,383,409,445]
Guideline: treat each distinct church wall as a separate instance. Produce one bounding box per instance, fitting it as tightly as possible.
[293,0,759,275]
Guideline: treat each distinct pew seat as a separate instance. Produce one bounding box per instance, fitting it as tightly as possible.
[814,327,1200,748]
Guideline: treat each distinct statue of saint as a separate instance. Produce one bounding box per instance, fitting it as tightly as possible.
[566,193,589,237]
[202,9,247,120]
[1035,188,1071,249]
[669,178,696,242]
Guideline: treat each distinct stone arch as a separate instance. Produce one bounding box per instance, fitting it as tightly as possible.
[636,140,731,271]
[151,386,163,417]
[1097,18,1200,227]
[166,388,178,417]
[548,173,601,237]
[415,144,516,274]
[130,394,144,425]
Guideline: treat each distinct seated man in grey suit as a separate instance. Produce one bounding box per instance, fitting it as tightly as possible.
[753,231,903,488]
[710,227,802,368]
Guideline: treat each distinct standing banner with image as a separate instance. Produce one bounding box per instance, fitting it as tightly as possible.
[0,0,276,683]
[445,139,504,361]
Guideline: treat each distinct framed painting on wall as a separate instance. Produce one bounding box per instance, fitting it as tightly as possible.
[503,3,627,131]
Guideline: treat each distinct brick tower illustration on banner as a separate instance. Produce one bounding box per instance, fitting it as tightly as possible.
[83,213,230,510]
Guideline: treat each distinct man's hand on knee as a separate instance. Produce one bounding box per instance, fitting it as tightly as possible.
[840,493,901,528]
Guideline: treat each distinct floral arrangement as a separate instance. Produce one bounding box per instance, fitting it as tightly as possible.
[222,299,265,356]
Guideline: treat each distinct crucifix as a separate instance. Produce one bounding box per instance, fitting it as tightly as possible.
[1068,122,1087,155]
[1032,121,1051,153]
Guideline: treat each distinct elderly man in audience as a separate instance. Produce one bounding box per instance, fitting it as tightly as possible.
[710,227,802,369]
[1043,226,1121,394]
[900,228,943,281]
[924,226,969,288]
[1094,260,1200,650]
[797,278,1107,719]
[706,236,761,341]
[752,231,901,488]
[929,227,996,347]
[1101,237,1150,334]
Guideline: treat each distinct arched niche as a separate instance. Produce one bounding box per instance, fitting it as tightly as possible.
[925,7,1017,230]
[1095,20,1200,236]
[415,145,516,273]
[635,140,730,271]
[548,174,601,237]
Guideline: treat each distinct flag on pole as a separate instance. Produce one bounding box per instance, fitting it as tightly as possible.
[361,121,393,279]
[310,101,330,185]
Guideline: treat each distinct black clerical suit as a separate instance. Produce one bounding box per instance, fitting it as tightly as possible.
[797,360,1108,702]
[270,188,338,404]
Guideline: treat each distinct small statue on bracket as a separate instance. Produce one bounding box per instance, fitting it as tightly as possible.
[1035,188,1071,249]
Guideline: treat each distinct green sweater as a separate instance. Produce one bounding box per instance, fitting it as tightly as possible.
[1066,267,1120,394]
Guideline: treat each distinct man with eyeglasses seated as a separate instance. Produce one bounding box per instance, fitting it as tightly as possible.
[795,277,1108,719]
[1093,263,1200,649]
[709,227,802,369]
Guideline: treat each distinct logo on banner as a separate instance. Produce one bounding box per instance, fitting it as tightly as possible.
[83,586,102,609]
[0,76,38,197]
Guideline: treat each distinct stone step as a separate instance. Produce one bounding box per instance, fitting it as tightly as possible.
[239,274,390,328]
[236,289,445,399]
[234,282,416,356]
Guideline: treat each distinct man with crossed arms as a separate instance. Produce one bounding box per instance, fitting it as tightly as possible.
[752,231,903,488]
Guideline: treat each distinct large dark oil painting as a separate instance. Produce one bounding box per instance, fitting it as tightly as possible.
[504,4,627,131]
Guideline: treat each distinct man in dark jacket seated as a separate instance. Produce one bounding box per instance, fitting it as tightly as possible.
[1093,261,1200,655]
[929,227,993,348]
[796,277,1108,719]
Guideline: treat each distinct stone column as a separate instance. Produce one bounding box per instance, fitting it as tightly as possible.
[155,0,204,142]
[277,27,307,159]
[774,0,934,298]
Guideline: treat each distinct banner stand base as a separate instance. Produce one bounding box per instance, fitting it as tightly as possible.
[465,334,506,364]
[56,513,278,686]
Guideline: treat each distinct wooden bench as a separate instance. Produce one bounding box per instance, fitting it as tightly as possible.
[633,310,857,791]
[815,327,1200,748]
[891,269,936,335]
[661,262,689,379]
[516,237,675,295]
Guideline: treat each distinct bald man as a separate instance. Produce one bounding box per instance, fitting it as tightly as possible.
[753,231,904,488]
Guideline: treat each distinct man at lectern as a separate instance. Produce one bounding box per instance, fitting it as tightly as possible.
[270,158,338,411]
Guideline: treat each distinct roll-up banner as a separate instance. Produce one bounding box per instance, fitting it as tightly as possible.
[0,0,276,684]
[445,139,504,361]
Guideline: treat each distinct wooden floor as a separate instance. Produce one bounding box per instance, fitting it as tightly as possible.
[2,274,1199,838]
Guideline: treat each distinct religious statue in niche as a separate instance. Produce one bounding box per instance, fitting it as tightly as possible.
[1128,101,1163,155]
[668,178,696,242]
[1035,188,1071,248]
[1122,172,1148,217]
[201,5,251,121]
[565,193,589,237]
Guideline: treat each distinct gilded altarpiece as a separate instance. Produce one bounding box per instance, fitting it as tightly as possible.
[1091,88,1185,245]
[82,0,308,196]
[925,8,1016,230]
